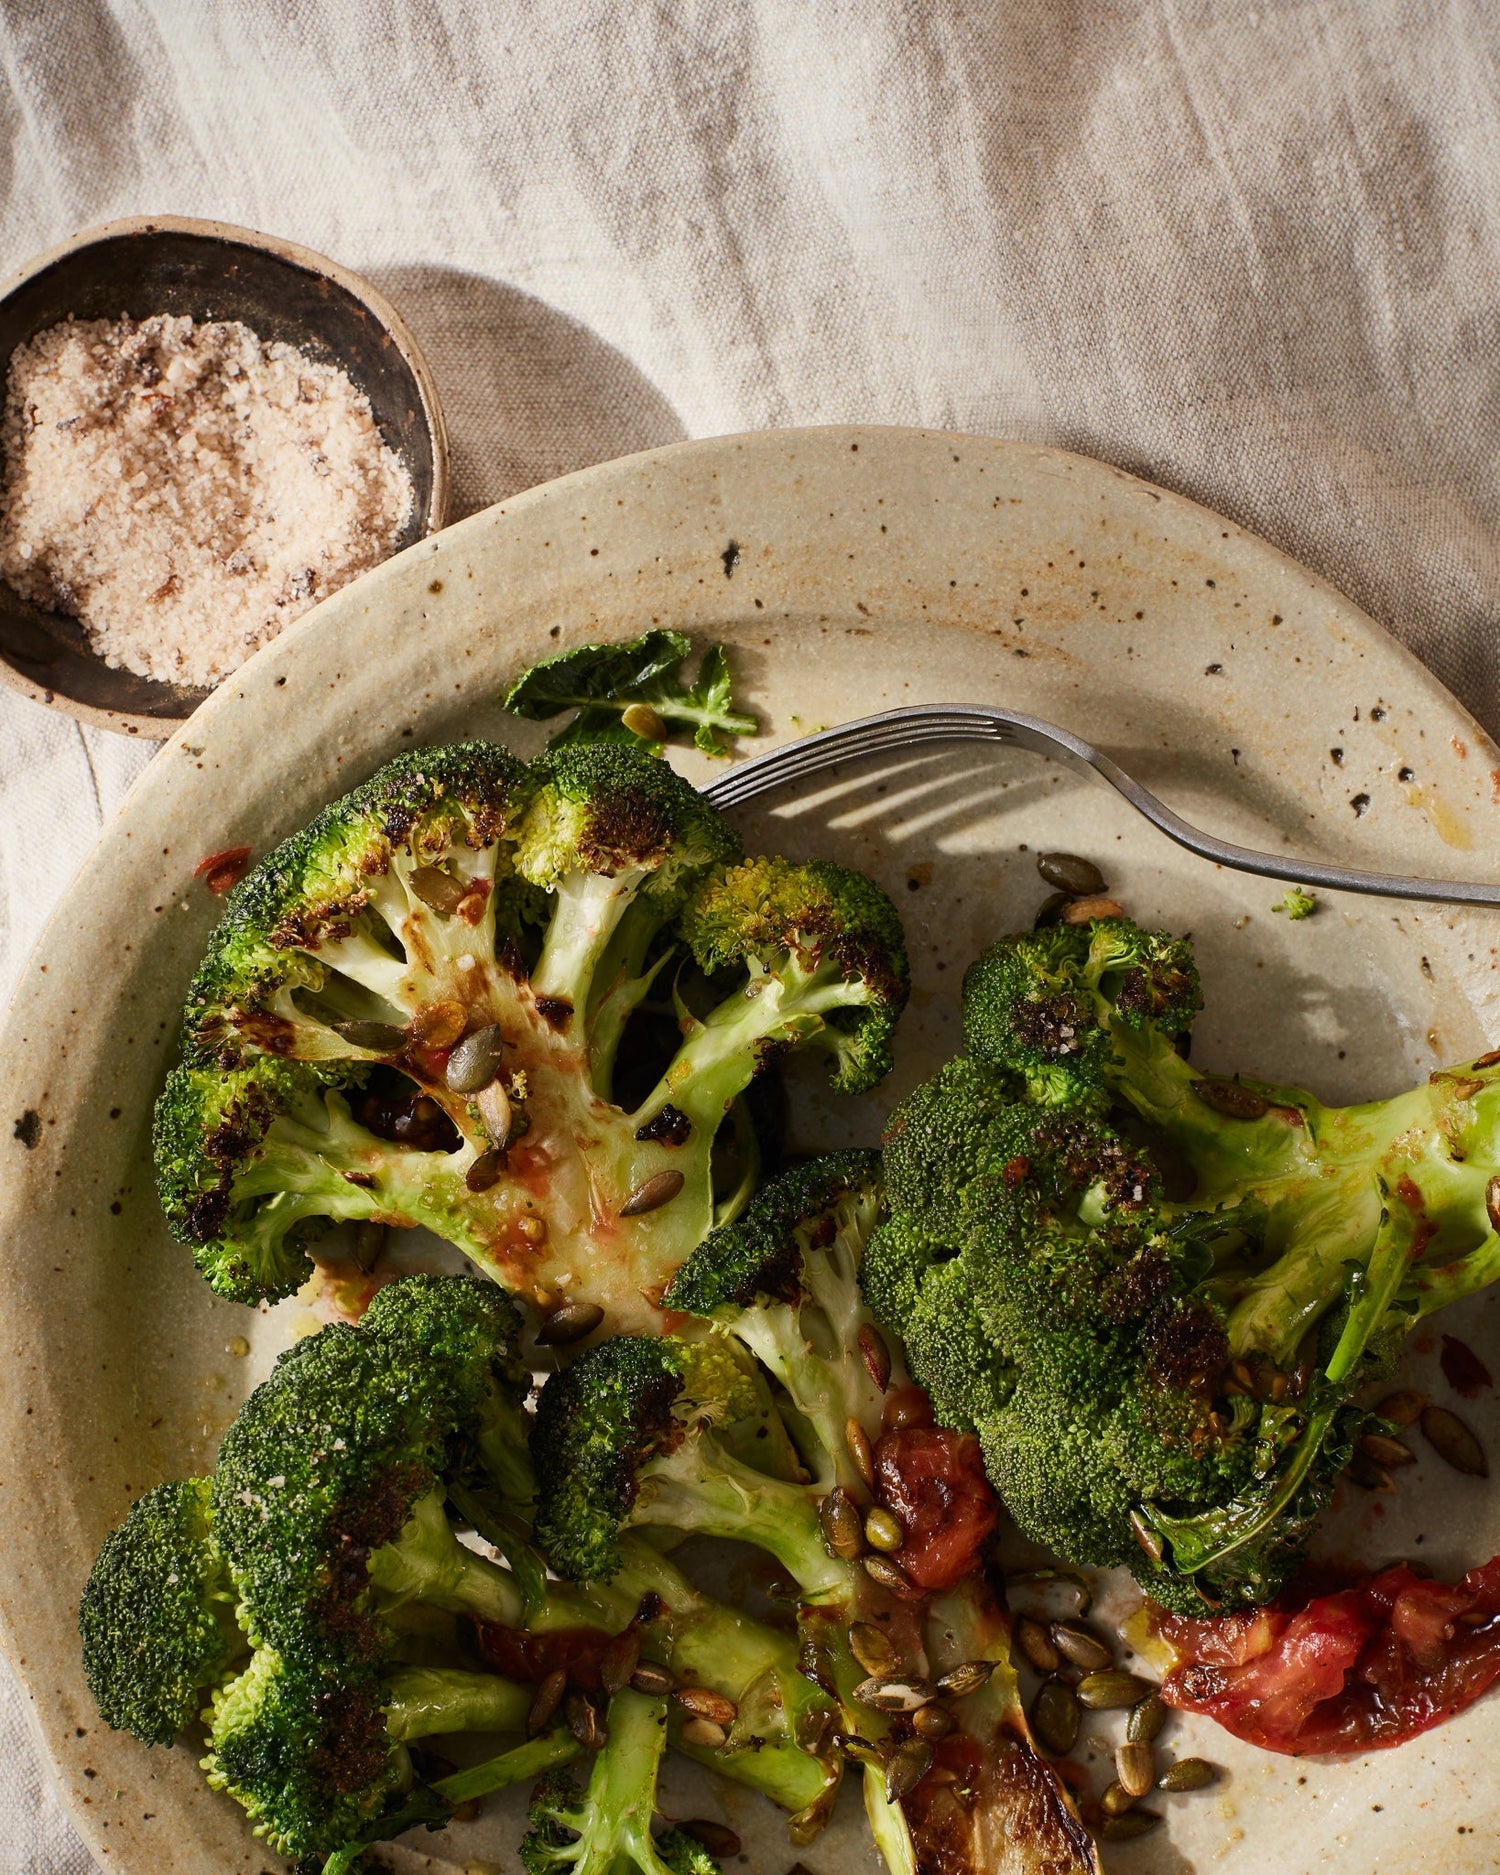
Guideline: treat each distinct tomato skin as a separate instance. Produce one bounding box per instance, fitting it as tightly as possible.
[469,1621,613,1689]
[874,1425,998,1591]
[1155,1557,1500,1755]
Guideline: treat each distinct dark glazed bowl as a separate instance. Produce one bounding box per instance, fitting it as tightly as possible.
[0,216,449,738]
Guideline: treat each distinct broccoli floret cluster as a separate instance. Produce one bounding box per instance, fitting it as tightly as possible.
[868,913,1500,1613]
[533,1157,1090,1875]
[156,737,907,1329]
[79,1275,846,1869]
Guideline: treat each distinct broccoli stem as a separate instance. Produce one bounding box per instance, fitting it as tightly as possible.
[642,958,871,1139]
[546,1687,671,1869]
[531,869,645,1019]
[367,1491,525,1627]
[322,1731,582,1875]
[382,1665,532,1741]
[638,1437,851,1600]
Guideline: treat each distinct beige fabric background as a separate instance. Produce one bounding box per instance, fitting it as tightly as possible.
[1,2,1498,1868]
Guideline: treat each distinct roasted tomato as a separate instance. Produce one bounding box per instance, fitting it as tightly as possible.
[1154,1556,1500,1754]
[874,1422,998,1592]
[469,1621,613,1689]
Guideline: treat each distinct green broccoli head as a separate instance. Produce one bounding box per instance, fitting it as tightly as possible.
[961,917,1200,1107]
[664,1149,883,1318]
[212,1276,528,1664]
[181,741,532,1070]
[680,856,909,1095]
[157,733,909,1322]
[78,1477,244,1746]
[530,1338,687,1585]
[203,1647,404,1860]
[514,740,740,909]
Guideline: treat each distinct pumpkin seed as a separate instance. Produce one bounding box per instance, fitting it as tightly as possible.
[1159,1756,1218,1792]
[1007,1566,1093,1614]
[465,1146,509,1193]
[1129,1509,1164,1565]
[820,1487,865,1560]
[1037,852,1107,896]
[1116,1741,1155,1799]
[846,1417,876,1490]
[1421,1404,1489,1477]
[600,1630,641,1697]
[332,1018,408,1052]
[864,1507,905,1553]
[1192,1077,1269,1120]
[565,1691,605,1750]
[1346,1449,1395,1493]
[1033,890,1071,928]
[410,865,469,915]
[853,1676,934,1714]
[1360,1431,1415,1468]
[528,1667,566,1738]
[414,999,467,1048]
[1030,1677,1080,1756]
[1100,1780,1136,1818]
[1015,1614,1059,1674]
[351,1221,385,1274]
[1474,1047,1500,1071]
[477,1077,512,1148]
[1127,1693,1168,1745]
[674,1687,738,1726]
[833,1731,884,1767]
[445,1024,505,1093]
[863,1553,919,1597]
[849,1622,897,1678]
[620,1169,686,1217]
[1488,1173,1500,1233]
[935,1660,994,1698]
[1077,1670,1154,1710]
[629,1662,675,1697]
[1098,1810,1162,1841]
[678,1820,741,1859]
[680,1716,728,1749]
[1061,894,1125,925]
[885,1737,934,1802]
[1375,1389,1425,1427]
[859,1324,893,1390]
[536,1300,605,1345]
[622,702,669,741]
[1051,1621,1113,1673]
[912,1702,954,1740]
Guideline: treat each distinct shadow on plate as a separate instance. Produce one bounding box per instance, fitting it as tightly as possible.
[370,264,687,519]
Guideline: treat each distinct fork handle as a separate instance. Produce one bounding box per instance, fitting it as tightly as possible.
[701,704,1500,911]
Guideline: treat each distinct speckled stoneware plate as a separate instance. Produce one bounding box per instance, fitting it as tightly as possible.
[3,427,1500,1875]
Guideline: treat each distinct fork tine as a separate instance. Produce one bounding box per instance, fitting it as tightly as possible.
[701,704,1500,911]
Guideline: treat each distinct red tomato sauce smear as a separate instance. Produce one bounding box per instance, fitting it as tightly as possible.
[1153,1556,1500,1754]
[874,1390,998,1593]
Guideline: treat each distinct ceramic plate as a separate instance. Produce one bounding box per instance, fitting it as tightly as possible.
[3,427,1500,1875]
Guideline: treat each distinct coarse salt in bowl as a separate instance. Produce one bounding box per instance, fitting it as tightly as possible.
[0,217,448,738]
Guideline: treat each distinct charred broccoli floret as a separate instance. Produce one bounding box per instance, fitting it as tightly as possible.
[78,1478,244,1745]
[871,913,1500,1612]
[156,739,907,1328]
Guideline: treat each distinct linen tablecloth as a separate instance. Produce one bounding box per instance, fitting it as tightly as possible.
[3,3,1499,1867]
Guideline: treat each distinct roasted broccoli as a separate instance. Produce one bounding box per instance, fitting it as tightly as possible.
[868,913,1500,1612]
[521,1689,721,1875]
[79,1477,244,1745]
[81,1276,837,1863]
[539,1158,1085,1875]
[155,739,907,1328]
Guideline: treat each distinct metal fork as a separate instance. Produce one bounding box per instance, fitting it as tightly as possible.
[701,703,1500,910]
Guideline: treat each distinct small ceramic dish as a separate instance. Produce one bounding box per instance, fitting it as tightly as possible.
[0,215,449,738]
